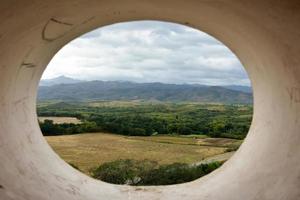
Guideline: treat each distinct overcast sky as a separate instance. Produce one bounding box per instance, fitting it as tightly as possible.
[42,21,250,86]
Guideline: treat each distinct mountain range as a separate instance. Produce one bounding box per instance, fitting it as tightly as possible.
[40,76,82,86]
[38,76,252,104]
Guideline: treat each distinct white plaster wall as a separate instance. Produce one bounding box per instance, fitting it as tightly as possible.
[0,1,299,199]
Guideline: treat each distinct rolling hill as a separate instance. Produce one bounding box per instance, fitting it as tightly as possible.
[38,78,252,104]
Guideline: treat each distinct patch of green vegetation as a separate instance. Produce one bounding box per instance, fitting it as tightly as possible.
[38,101,252,139]
[90,159,223,186]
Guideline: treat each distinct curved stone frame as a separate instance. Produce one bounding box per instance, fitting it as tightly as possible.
[0,1,299,199]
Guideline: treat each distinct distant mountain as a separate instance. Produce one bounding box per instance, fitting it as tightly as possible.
[40,76,82,86]
[38,79,253,104]
[223,85,252,93]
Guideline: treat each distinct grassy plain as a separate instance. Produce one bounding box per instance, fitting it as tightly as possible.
[38,116,82,124]
[45,132,241,174]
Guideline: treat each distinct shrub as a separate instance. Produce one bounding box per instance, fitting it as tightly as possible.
[90,159,223,186]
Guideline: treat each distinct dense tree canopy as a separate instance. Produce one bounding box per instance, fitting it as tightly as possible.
[38,101,252,139]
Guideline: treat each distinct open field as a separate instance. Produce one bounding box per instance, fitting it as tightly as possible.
[39,117,81,124]
[45,133,241,174]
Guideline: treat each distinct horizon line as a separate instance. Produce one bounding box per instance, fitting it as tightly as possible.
[41,75,252,87]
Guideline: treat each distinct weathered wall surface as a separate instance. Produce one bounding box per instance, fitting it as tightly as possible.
[0,1,300,199]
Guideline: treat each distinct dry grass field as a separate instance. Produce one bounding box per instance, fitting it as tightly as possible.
[45,133,241,174]
[39,117,82,124]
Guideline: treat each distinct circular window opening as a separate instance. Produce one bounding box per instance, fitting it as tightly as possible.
[37,20,253,186]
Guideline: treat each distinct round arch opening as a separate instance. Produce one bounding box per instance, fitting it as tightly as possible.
[38,19,253,186]
[0,1,299,200]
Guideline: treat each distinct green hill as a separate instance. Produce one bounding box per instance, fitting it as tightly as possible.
[38,81,252,104]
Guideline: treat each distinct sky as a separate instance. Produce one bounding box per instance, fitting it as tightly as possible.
[42,20,250,86]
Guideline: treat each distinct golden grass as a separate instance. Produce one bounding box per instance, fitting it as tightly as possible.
[38,117,81,124]
[45,133,240,174]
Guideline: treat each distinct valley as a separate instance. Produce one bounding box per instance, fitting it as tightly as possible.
[37,79,252,185]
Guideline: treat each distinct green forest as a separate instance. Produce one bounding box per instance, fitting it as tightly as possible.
[38,101,252,139]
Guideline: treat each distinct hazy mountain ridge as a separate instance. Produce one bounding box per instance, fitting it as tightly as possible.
[223,85,252,93]
[40,76,83,86]
[38,77,252,104]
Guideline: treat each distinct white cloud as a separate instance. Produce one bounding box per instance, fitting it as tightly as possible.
[43,20,250,86]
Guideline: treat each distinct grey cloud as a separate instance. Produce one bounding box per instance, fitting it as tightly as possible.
[44,21,250,86]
